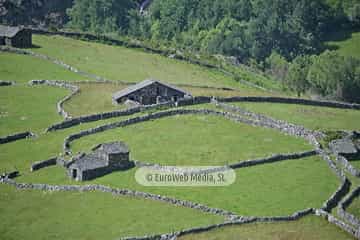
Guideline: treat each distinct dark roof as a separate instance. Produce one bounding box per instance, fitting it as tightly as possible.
[329,139,358,155]
[100,141,129,154]
[0,25,22,38]
[69,151,108,170]
[112,79,191,101]
[69,142,129,170]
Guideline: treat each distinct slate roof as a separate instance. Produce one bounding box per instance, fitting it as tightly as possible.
[70,151,108,170]
[112,79,191,101]
[100,141,129,154]
[0,25,22,38]
[329,139,358,155]
[70,142,129,171]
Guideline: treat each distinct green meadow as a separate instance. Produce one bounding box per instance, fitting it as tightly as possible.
[232,102,360,131]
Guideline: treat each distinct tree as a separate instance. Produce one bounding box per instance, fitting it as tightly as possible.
[285,56,312,96]
[67,0,135,34]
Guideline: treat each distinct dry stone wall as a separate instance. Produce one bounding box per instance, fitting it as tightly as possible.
[218,96,360,110]
[0,177,238,220]
[338,186,360,228]
[122,208,315,240]
[30,157,57,172]
[0,80,14,86]
[29,80,80,119]
[0,131,34,144]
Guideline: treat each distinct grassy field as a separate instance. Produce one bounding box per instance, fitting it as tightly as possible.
[347,195,360,219]
[64,82,285,117]
[179,215,354,240]
[0,52,86,83]
[17,155,338,217]
[63,82,128,116]
[325,31,360,59]
[30,35,274,93]
[232,102,360,131]
[71,114,313,166]
[0,85,68,136]
[0,184,223,240]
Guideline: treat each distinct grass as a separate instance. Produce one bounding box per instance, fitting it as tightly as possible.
[71,114,313,166]
[0,184,223,240]
[178,215,355,240]
[18,155,339,216]
[63,82,128,117]
[0,52,86,83]
[64,82,284,117]
[30,34,271,93]
[232,102,360,131]
[325,31,360,59]
[347,195,360,219]
[0,85,68,136]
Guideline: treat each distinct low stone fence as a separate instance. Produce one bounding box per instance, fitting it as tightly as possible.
[338,186,360,227]
[48,96,214,132]
[0,178,237,219]
[29,80,80,119]
[316,209,360,238]
[30,157,58,172]
[321,178,351,213]
[229,150,317,169]
[122,208,315,240]
[217,96,360,110]
[47,101,177,132]
[336,155,360,178]
[214,101,322,148]
[0,80,14,86]
[0,131,34,144]
[63,109,275,152]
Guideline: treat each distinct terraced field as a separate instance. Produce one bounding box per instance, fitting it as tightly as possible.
[1,33,359,239]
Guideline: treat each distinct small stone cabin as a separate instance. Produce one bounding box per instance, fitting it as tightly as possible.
[112,79,191,105]
[67,142,134,181]
[0,25,32,48]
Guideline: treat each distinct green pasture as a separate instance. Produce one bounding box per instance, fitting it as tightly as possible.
[0,52,86,83]
[30,34,269,93]
[71,114,313,166]
[0,85,67,136]
[232,102,360,131]
[0,184,223,240]
[179,215,354,240]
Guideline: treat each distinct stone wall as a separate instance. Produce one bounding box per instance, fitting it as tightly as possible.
[336,155,360,178]
[217,96,360,110]
[0,178,237,219]
[48,96,213,132]
[29,80,80,119]
[47,101,176,131]
[338,186,360,227]
[315,209,360,238]
[0,131,34,144]
[30,157,57,172]
[122,208,315,240]
[229,150,317,169]
[63,108,277,153]
[321,178,351,212]
[0,80,14,86]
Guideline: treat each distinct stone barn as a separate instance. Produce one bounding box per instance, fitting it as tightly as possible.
[67,142,134,181]
[112,79,191,105]
[0,25,32,48]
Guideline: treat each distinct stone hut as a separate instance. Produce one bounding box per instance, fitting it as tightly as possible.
[112,79,191,105]
[0,25,32,48]
[329,138,360,160]
[67,142,134,181]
